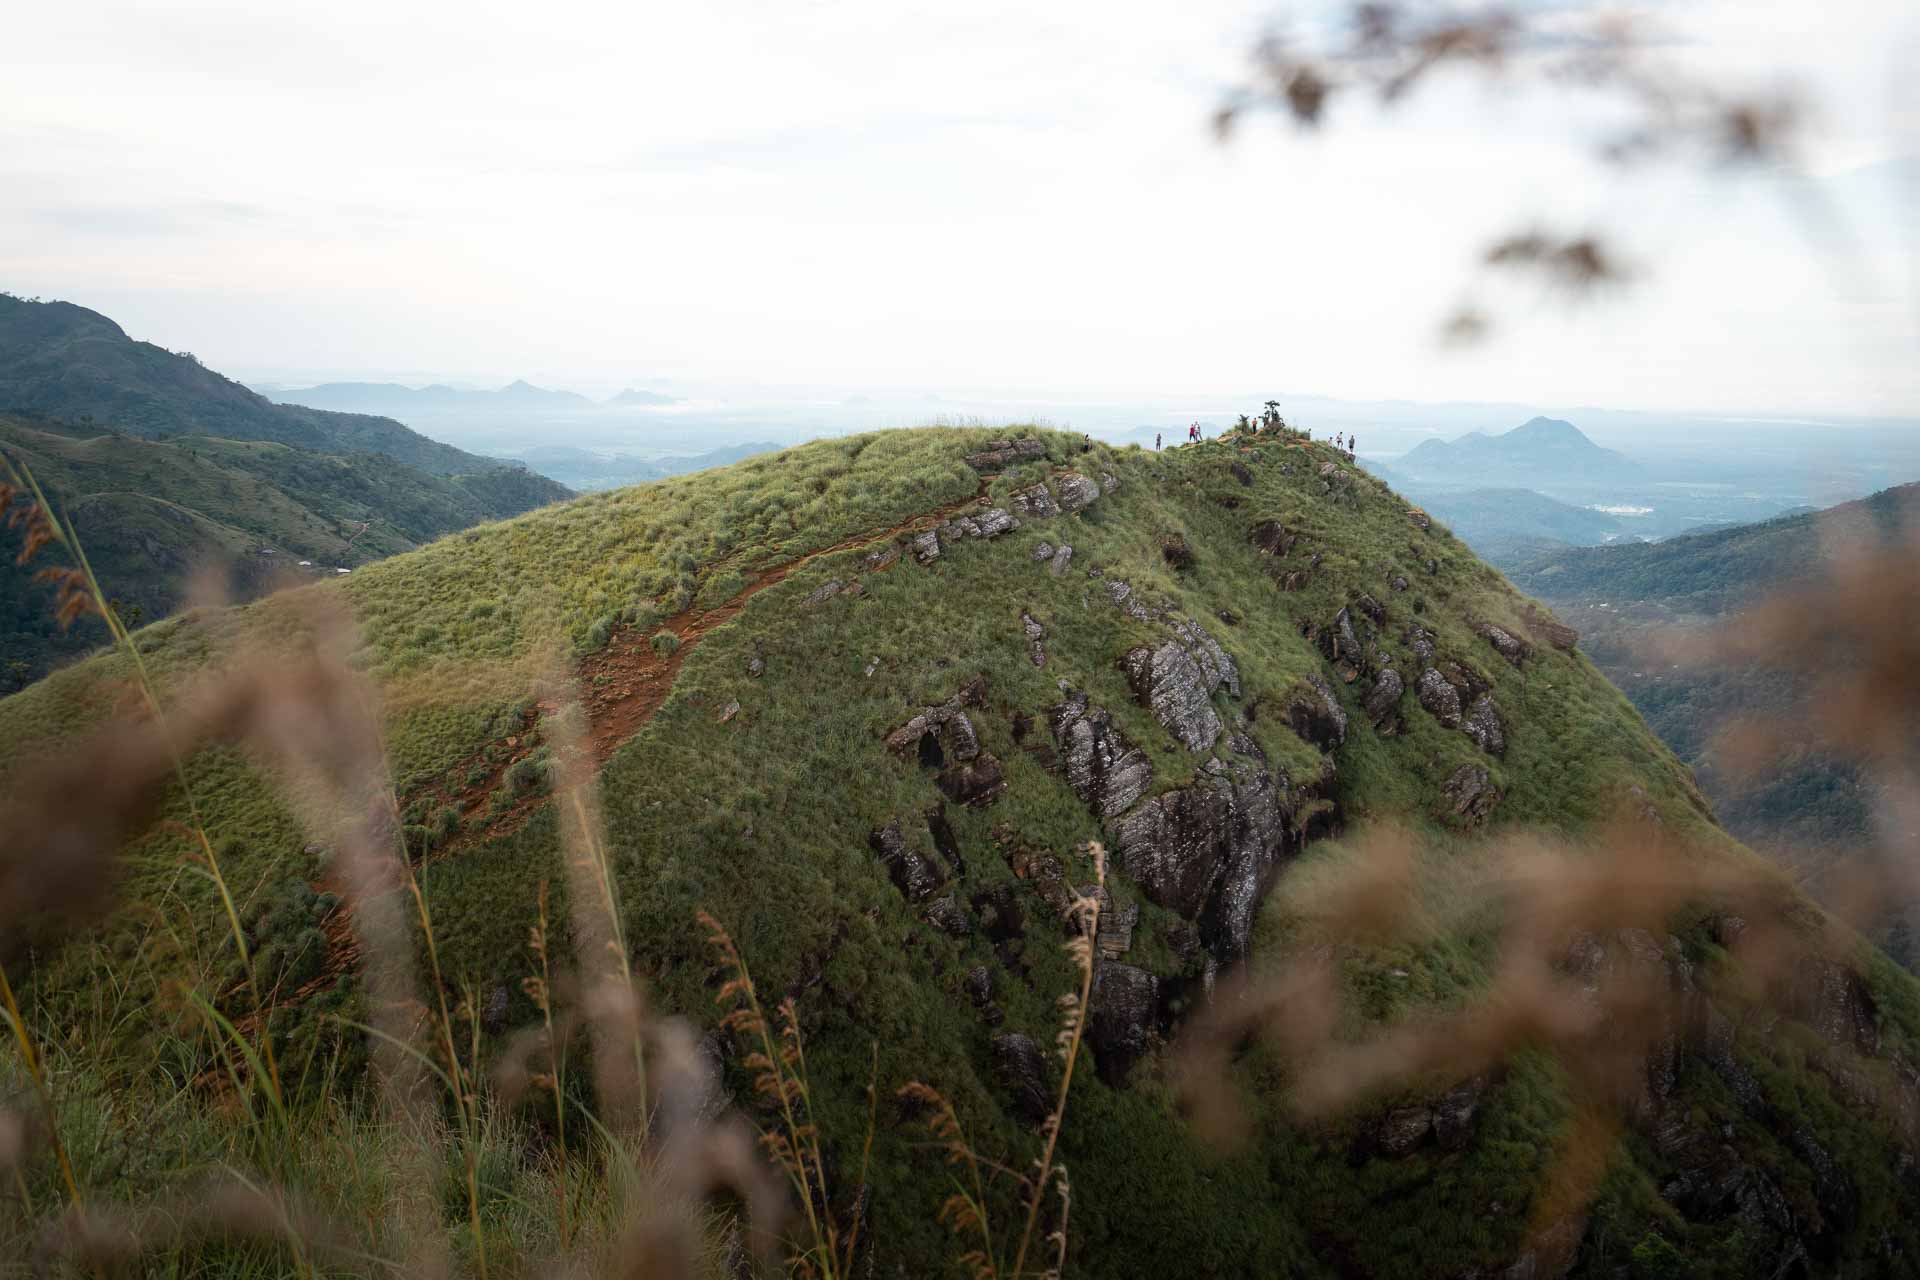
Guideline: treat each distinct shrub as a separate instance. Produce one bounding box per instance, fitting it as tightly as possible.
[584,613,615,651]
[650,630,681,658]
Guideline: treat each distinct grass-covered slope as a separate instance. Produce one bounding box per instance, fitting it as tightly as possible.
[0,293,547,477]
[4,427,1918,1277]
[0,413,570,683]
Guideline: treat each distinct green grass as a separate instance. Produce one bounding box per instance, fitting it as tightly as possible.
[4,425,1918,1276]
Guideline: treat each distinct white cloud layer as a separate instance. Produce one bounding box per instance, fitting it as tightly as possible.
[3,0,1916,416]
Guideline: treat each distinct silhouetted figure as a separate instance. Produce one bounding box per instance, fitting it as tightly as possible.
[1155,432,1161,451]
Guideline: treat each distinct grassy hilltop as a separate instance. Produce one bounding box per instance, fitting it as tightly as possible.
[3,426,1918,1277]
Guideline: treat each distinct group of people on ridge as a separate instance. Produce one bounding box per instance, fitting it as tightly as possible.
[1150,403,1355,461]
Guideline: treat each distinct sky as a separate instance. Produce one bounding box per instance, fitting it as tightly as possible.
[3,0,1917,418]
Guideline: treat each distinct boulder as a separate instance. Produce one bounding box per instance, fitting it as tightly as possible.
[1050,691,1154,819]
[990,1032,1053,1128]
[1285,676,1348,752]
[1475,622,1530,668]
[1406,625,1438,667]
[1375,1105,1433,1156]
[911,529,942,563]
[1432,1078,1485,1151]
[1048,544,1074,576]
[1123,641,1223,752]
[1100,471,1120,493]
[1089,962,1160,1086]
[1364,668,1405,733]
[1248,520,1297,556]
[799,578,845,606]
[870,820,943,902]
[1031,539,1055,562]
[1159,532,1194,571]
[1462,694,1506,757]
[1355,594,1386,625]
[1055,472,1101,513]
[923,896,972,938]
[962,964,994,1008]
[1011,483,1058,518]
[1229,461,1254,487]
[1416,668,1462,728]
[974,507,1017,538]
[862,544,900,572]
[965,438,1047,470]
[1441,763,1499,825]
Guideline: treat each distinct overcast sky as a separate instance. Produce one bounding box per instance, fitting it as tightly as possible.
[4,1,1916,418]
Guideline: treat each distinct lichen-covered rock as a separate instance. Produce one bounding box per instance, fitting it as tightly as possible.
[974,507,1017,538]
[870,819,943,902]
[1407,625,1438,667]
[1089,962,1160,1086]
[1416,668,1462,728]
[1441,763,1499,824]
[1476,622,1530,668]
[862,544,900,572]
[799,578,844,606]
[1011,483,1057,518]
[1031,539,1054,562]
[1048,544,1074,576]
[1462,694,1506,757]
[965,438,1046,470]
[1364,668,1405,732]
[911,529,941,563]
[1355,594,1385,625]
[990,1032,1053,1128]
[1050,690,1154,819]
[1100,471,1120,494]
[1169,617,1241,699]
[1055,472,1101,513]
[1285,676,1348,752]
[1122,641,1223,752]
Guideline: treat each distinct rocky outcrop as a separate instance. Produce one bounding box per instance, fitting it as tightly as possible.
[1364,668,1404,733]
[1050,690,1154,820]
[1462,694,1506,757]
[1111,735,1300,966]
[1416,667,1462,728]
[1520,602,1579,652]
[1011,483,1058,518]
[911,529,941,564]
[1475,621,1530,668]
[1247,520,1297,557]
[1285,676,1348,752]
[1441,763,1500,825]
[990,1033,1053,1128]
[869,819,944,902]
[937,754,1006,807]
[1123,642,1223,753]
[885,679,986,766]
[1054,472,1101,513]
[1047,544,1074,576]
[1159,532,1194,571]
[1089,962,1160,1086]
[965,438,1046,470]
[923,896,972,938]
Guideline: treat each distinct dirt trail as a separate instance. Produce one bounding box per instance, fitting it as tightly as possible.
[414,486,992,854]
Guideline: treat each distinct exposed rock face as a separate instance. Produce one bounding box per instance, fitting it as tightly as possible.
[1409,508,1432,530]
[1364,668,1405,733]
[1055,472,1101,513]
[1462,694,1507,757]
[911,529,942,563]
[1229,461,1254,487]
[1050,690,1154,819]
[1031,540,1054,562]
[1247,520,1297,557]
[1111,736,1296,965]
[990,1033,1053,1128]
[800,578,845,606]
[1322,606,1367,670]
[1442,763,1500,825]
[974,507,1017,538]
[937,754,1006,807]
[1285,676,1348,752]
[1011,483,1058,518]
[1159,532,1194,571]
[1476,622,1530,668]
[1432,1077,1486,1151]
[1407,625,1438,667]
[1089,962,1160,1086]
[862,544,900,572]
[1375,1105,1433,1156]
[1416,668,1462,728]
[869,819,943,902]
[1123,642,1223,752]
[923,895,972,938]
[965,438,1046,470]
[1021,611,1047,667]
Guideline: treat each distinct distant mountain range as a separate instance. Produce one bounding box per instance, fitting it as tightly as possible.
[1385,416,1644,488]
[1506,482,1920,966]
[0,296,524,476]
[0,294,570,682]
[267,380,680,415]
